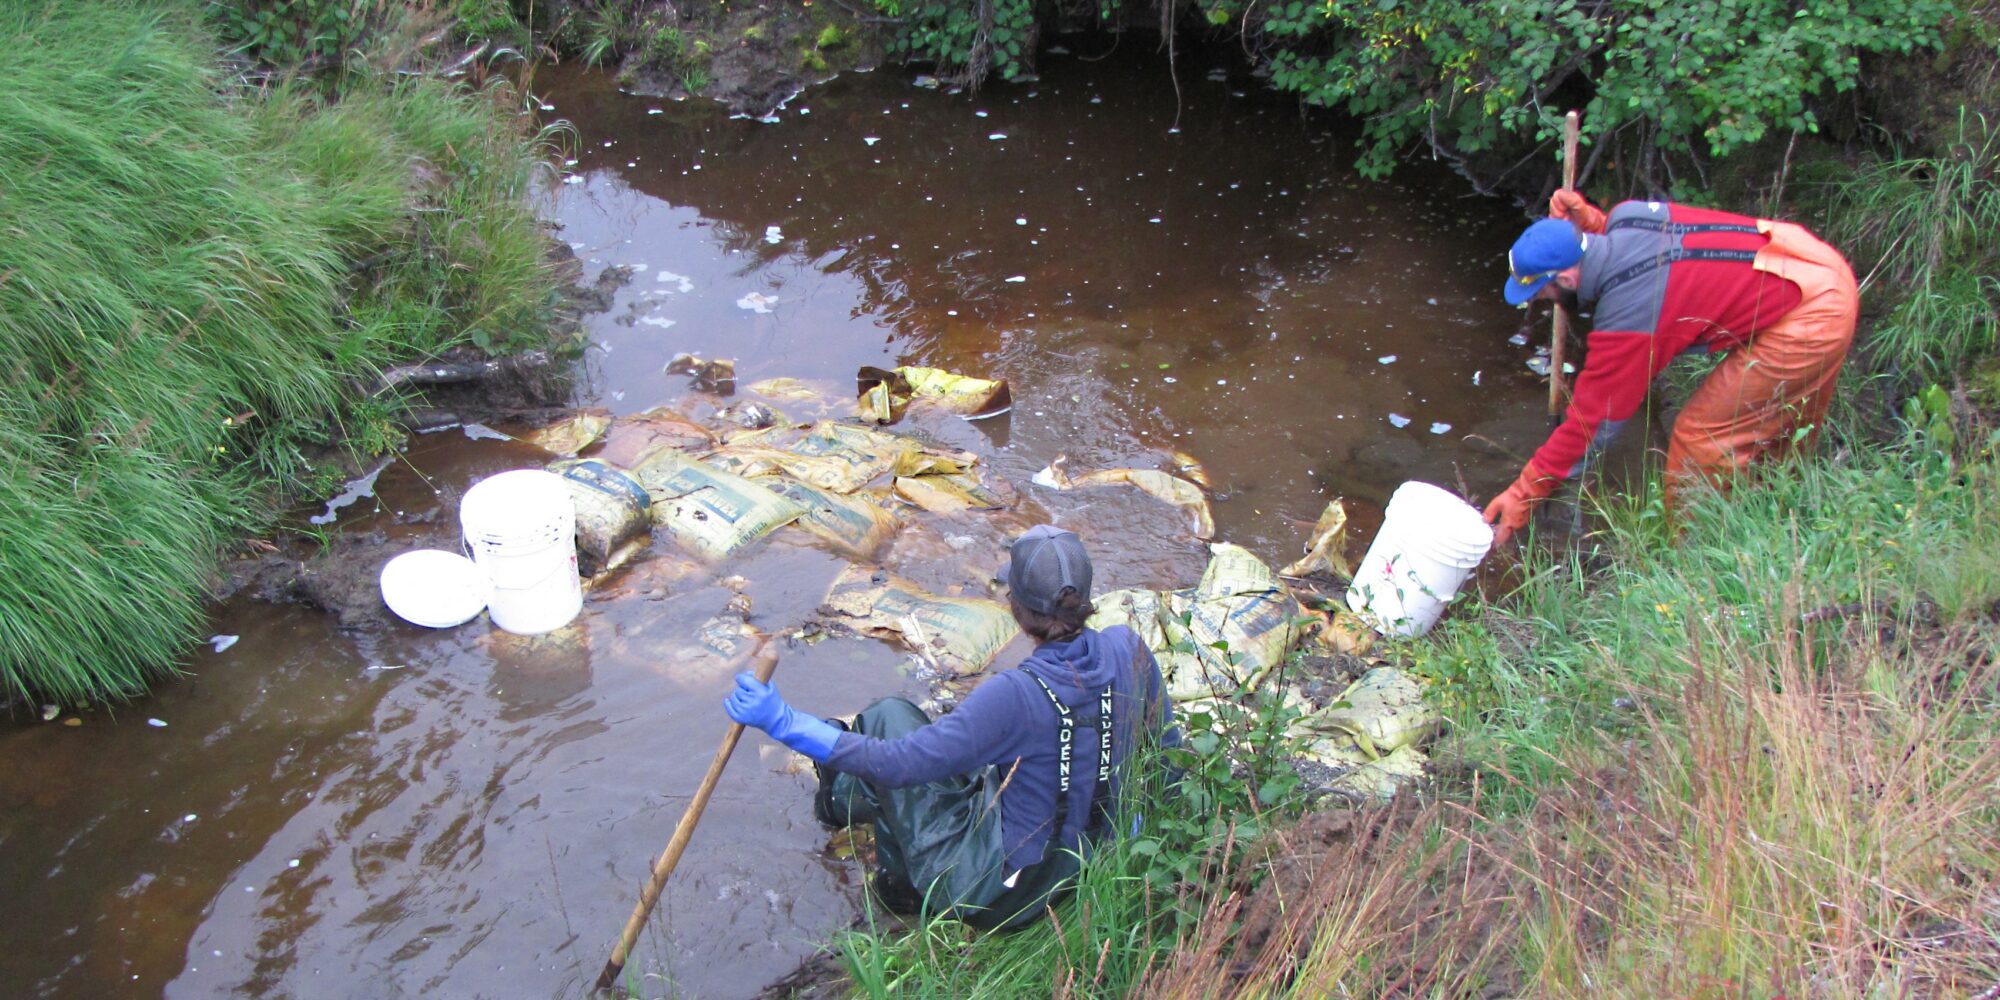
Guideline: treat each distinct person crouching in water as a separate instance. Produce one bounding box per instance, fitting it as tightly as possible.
[723,525,1174,929]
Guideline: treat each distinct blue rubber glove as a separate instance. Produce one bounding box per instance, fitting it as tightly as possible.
[723,672,840,762]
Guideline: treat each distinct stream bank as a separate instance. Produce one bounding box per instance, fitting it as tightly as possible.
[3,39,1547,998]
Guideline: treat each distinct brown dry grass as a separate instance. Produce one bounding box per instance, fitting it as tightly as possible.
[1140,610,2000,999]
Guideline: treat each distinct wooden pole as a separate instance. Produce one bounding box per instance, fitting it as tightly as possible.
[1549,109,1582,418]
[595,638,780,993]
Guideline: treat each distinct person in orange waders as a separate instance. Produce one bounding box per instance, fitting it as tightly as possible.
[1481,190,1860,544]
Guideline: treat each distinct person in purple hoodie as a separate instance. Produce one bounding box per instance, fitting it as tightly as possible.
[724,525,1174,929]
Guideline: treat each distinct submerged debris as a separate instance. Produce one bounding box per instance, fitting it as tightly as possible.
[523,409,611,457]
[1034,454,1215,539]
[855,365,1012,424]
[664,353,737,394]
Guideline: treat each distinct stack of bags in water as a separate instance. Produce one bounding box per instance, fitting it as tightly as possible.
[535,365,1036,679]
[528,362,1435,801]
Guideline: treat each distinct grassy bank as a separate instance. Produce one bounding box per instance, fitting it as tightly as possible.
[0,2,566,705]
[821,62,2000,1000]
[829,439,2000,997]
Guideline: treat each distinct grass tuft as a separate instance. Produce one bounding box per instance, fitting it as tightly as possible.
[1818,110,2000,383]
[0,1,565,704]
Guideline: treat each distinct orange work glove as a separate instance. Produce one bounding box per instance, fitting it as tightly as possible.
[1547,189,1607,235]
[1483,461,1561,546]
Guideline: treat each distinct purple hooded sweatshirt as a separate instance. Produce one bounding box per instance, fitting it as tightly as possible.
[822,625,1172,873]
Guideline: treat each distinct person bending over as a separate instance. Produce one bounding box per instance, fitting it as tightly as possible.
[1485,190,1859,543]
[724,525,1174,929]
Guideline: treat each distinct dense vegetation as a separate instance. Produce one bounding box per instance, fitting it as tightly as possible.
[859,0,1955,190]
[0,1,568,705]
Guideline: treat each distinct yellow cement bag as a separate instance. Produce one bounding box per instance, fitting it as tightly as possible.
[1308,606,1378,656]
[1034,455,1215,539]
[1087,587,1174,656]
[856,365,1012,424]
[820,565,1017,677]
[758,475,901,559]
[1292,666,1440,760]
[1313,744,1431,803]
[627,447,805,561]
[1166,544,1304,700]
[890,448,979,477]
[526,409,611,457]
[1170,449,1213,490]
[856,379,902,425]
[1087,545,1303,702]
[892,472,1010,512]
[709,422,918,494]
[546,458,653,575]
[1279,499,1352,579]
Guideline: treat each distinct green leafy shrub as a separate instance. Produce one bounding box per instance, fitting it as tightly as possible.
[870,0,1034,85]
[1201,0,1951,183]
[207,0,378,68]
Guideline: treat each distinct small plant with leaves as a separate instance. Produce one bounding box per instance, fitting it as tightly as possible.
[1131,625,1310,903]
[872,0,1035,87]
[209,0,376,69]
[1903,383,1957,457]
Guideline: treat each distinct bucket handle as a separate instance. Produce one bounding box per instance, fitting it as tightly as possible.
[461,536,576,591]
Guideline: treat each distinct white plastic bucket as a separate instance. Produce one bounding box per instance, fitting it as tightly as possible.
[1346,481,1494,637]
[459,469,582,635]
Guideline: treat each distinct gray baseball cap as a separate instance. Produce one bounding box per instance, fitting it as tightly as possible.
[1006,524,1092,614]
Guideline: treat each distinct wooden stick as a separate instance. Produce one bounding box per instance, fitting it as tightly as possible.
[595,637,780,993]
[1549,109,1582,418]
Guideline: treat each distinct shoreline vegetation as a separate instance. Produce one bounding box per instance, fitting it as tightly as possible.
[3,2,1995,996]
[0,1,571,705]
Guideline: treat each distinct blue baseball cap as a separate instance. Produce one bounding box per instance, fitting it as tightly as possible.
[1503,218,1585,306]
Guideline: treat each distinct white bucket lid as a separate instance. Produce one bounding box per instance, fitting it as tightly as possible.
[380,549,490,628]
[460,469,575,544]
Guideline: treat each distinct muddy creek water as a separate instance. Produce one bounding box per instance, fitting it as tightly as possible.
[1,47,1548,999]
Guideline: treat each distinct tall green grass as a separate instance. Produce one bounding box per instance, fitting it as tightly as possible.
[839,837,1174,998]
[0,1,565,705]
[1418,438,1999,804]
[1818,111,2000,383]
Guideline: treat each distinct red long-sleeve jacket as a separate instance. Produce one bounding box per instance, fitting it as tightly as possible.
[1530,198,1803,482]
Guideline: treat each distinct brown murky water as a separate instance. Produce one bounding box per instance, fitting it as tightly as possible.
[0,45,1549,999]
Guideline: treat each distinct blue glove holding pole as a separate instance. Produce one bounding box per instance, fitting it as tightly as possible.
[724,672,840,762]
